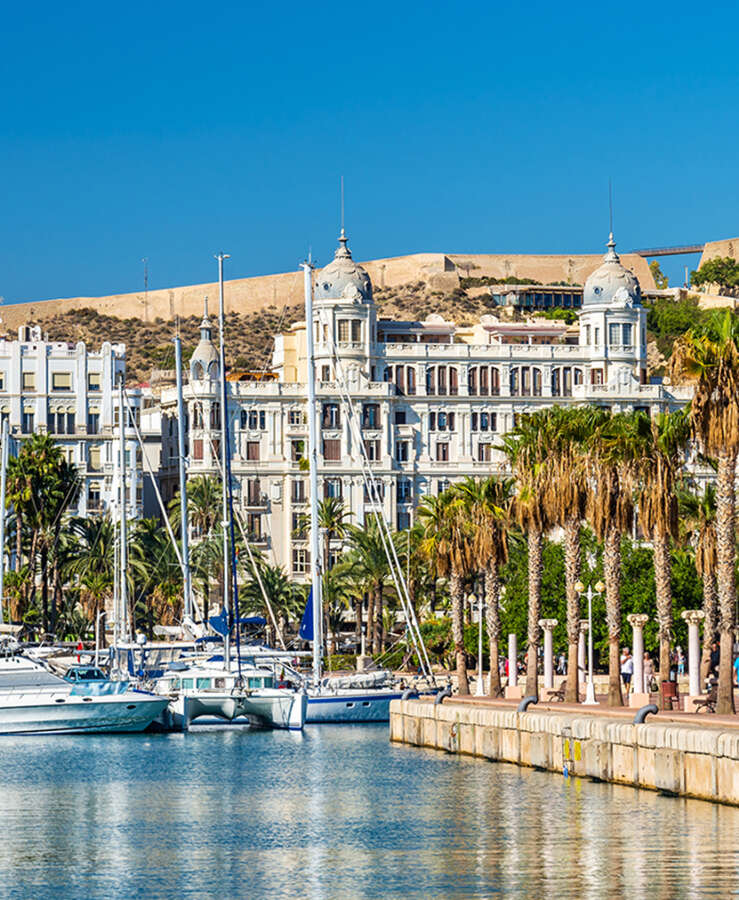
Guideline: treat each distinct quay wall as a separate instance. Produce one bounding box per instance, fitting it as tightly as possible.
[390,699,739,806]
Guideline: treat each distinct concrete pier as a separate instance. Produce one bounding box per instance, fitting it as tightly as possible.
[390,697,739,807]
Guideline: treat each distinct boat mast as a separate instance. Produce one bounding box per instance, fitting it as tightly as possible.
[174,325,192,620]
[0,419,8,624]
[216,252,231,671]
[118,376,129,643]
[301,260,323,686]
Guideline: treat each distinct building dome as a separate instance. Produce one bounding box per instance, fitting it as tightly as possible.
[582,234,641,308]
[315,230,373,304]
[190,297,219,380]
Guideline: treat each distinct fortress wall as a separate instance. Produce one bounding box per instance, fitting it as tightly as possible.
[699,238,739,268]
[0,250,655,331]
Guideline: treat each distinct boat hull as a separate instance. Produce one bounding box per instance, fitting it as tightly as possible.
[0,693,170,735]
[305,690,404,723]
[158,690,307,732]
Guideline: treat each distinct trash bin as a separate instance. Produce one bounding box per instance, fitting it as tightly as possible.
[661,680,678,710]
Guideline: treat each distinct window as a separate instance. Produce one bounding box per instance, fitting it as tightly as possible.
[0,373,5,392]
[480,412,489,431]
[87,412,99,434]
[212,439,221,461]
[622,323,633,346]
[246,513,262,541]
[245,479,261,505]
[322,403,341,428]
[437,366,447,395]
[292,480,306,503]
[449,367,458,396]
[193,406,203,429]
[88,484,101,512]
[609,323,620,346]
[362,404,380,429]
[291,439,305,462]
[89,446,101,471]
[478,443,493,462]
[468,368,478,396]
[480,367,489,396]
[591,368,604,385]
[210,402,221,429]
[292,512,307,539]
[288,409,304,426]
[397,510,411,531]
[438,412,447,432]
[246,441,260,461]
[395,440,409,462]
[22,372,35,391]
[323,439,341,461]
[364,482,384,502]
[321,365,331,382]
[324,478,342,499]
[364,439,380,461]
[394,410,406,425]
[594,327,600,345]
[397,478,412,503]
[436,442,449,462]
[585,325,591,345]
[471,413,478,431]
[193,439,204,461]
[406,367,416,395]
[338,320,350,343]
[426,367,436,395]
[52,372,72,391]
[88,372,101,392]
[241,409,263,431]
[292,548,310,575]
[21,411,34,434]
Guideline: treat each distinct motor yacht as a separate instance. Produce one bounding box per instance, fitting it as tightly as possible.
[0,649,169,734]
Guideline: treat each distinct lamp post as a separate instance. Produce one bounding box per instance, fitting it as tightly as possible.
[469,591,486,697]
[574,577,605,705]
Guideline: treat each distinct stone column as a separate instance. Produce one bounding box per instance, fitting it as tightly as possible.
[508,633,517,688]
[578,620,588,683]
[539,619,558,689]
[681,609,705,698]
[627,613,649,695]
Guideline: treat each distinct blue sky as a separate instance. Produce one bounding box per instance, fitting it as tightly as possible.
[1,0,736,303]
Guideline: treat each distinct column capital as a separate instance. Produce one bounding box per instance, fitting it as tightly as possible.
[680,609,705,626]
[538,618,558,631]
[627,613,649,629]
[578,619,589,634]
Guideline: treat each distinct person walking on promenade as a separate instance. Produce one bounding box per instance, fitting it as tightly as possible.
[676,647,685,677]
[643,652,655,694]
[710,641,720,679]
[621,648,634,693]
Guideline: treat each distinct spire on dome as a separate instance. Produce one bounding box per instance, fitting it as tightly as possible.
[605,232,619,262]
[335,227,351,259]
[200,296,212,338]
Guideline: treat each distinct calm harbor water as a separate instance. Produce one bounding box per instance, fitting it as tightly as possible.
[1,724,738,899]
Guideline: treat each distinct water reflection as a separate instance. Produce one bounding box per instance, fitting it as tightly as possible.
[0,726,738,898]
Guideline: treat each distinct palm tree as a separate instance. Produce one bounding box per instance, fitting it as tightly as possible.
[671,311,739,712]
[586,412,642,707]
[678,481,717,683]
[241,561,304,646]
[501,413,552,700]
[539,406,607,702]
[130,518,183,635]
[636,409,690,690]
[345,516,391,654]
[418,490,473,694]
[455,475,512,697]
[62,516,116,635]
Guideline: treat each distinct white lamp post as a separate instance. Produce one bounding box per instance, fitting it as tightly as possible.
[470,593,486,697]
[575,577,605,705]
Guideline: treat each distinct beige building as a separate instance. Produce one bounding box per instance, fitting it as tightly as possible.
[158,231,691,580]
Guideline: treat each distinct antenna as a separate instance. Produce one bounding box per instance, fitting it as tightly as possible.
[608,178,614,235]
[340,175,345,234]
[142,257,149,322]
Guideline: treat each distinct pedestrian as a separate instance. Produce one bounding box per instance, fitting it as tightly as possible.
[734,655,739,688]
[643,652,654,693]
[621,648,633,692]
[676,647,685,677]
[710,641,720,678]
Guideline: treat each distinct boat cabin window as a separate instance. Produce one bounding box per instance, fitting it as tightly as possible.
[182,678,194,689]
[214,678,226,689]
[196,678,211,690]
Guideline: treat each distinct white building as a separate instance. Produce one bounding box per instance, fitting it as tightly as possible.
[0,325,141,517]
[159,231,692,580]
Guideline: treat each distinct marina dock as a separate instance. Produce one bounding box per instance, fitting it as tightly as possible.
[390,696,739,806]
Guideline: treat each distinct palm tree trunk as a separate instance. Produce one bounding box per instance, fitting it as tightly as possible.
[653,529,673,703]
[564,515,581,703]
[376,587,384,653]
[525,528,542,699]
[450,570,469,694]
[41,545,49,636]
[604,525,623,707]
[15,509,22,572]
[354,597,363,649]
[484,566,502,697]
[366,589,375,655]
[700,570,718,684]
[715,450,736,714]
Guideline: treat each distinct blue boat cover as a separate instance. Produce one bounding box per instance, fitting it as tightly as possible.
[209,606,229,636]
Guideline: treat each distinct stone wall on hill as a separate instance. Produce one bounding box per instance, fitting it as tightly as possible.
[0,249,655,332]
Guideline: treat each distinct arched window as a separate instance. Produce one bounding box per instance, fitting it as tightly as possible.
[468,367,477,396]
[406,366,416,395]
[449,367,458,396]
[426,366,436,395]
[532,367,542,397]
[192,362,204,380]
[490,367,500,396]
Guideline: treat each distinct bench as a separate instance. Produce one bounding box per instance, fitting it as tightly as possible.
[694,684,718,714]
[546,684,566,702]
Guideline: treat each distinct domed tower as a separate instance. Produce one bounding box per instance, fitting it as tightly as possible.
[311,229,376,385]
[190,297,219,382]
[579,233,647,389]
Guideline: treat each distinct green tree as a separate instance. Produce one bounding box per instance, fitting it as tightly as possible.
[691,257,739,294]
[649,259,669,289]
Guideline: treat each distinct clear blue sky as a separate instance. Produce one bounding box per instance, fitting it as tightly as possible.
[1,0,736,304]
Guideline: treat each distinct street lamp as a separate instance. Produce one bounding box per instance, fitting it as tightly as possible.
[575,576,605,705]
[469,591,486,697]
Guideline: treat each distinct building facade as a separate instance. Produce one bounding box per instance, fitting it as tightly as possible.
[0,325,141,518]
[159,232,692,581]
